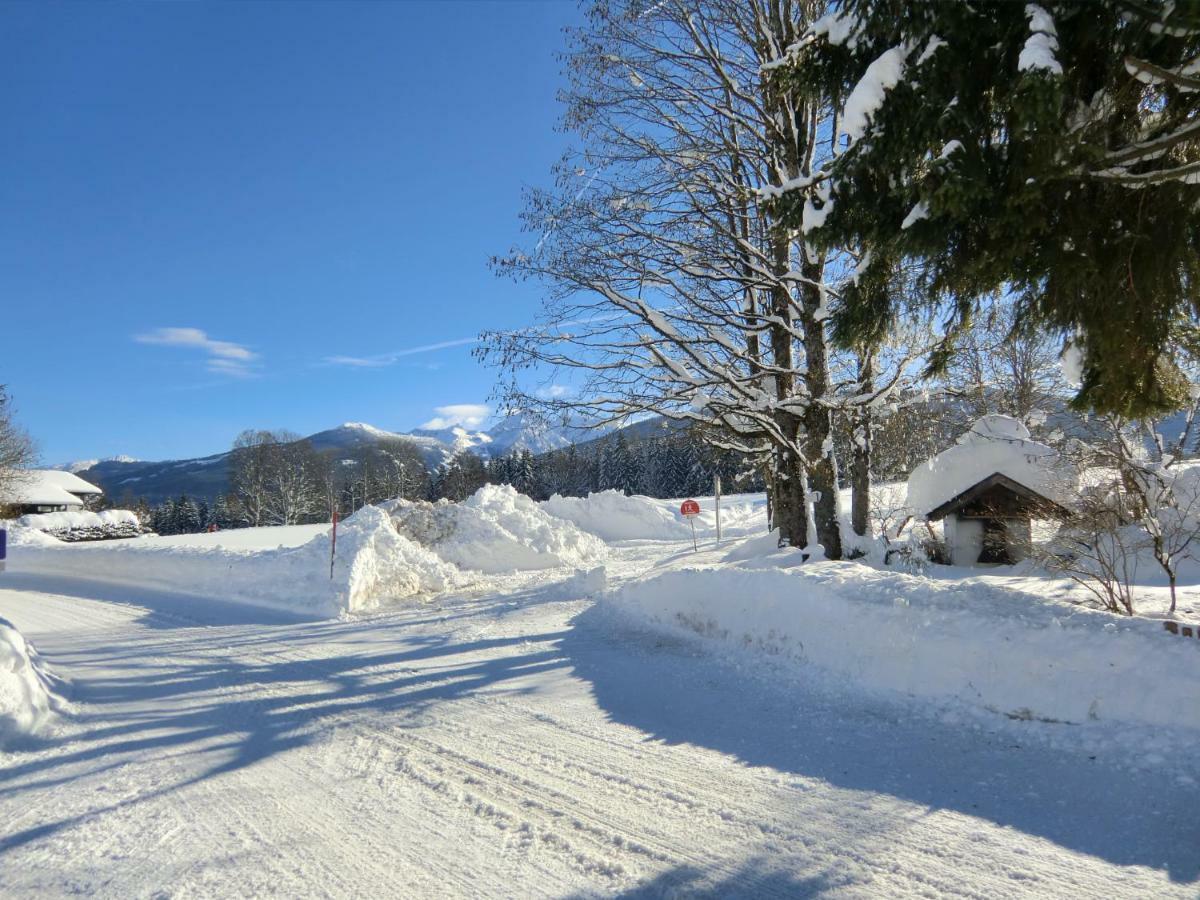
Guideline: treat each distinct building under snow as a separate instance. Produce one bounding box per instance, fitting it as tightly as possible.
[2,469,104,515]
[906,416,1071,566]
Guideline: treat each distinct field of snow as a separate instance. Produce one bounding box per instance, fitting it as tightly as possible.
[145,523,329,550]
[1,489,1197,896]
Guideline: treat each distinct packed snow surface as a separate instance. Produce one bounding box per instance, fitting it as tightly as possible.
[907,414,1072,517]
[1,525,1196,896]
[385,484,606,574]
[0,616,64,746]
[7,506,460,617]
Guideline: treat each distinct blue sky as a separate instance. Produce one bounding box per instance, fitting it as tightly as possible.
[1,0,581,464]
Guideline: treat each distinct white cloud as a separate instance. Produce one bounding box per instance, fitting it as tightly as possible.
[419,403,491,430]
[323,337,478,368]
[136,327,259,377]
[538,383,572,399]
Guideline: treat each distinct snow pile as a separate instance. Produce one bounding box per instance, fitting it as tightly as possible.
[384,484,607,574]
[8,506,461,617]
[906,415,1073,518]
[606,550,1200,733]
[0,616,66,745]
[541,490,692,542]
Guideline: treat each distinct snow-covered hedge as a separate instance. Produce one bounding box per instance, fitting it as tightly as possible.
[606,547,1200,732]
[0,616,66,746]
[12,509,147,542]
[384,484,606,574]
[9,506,461,617]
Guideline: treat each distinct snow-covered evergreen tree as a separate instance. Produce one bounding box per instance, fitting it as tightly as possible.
[776,0,1200,418]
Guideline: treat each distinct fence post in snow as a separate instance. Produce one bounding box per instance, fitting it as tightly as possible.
[0,527,6,573]
[714,474,722,545]
[329,510,338,580]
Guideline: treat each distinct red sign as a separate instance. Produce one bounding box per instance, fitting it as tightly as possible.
[680,499,701,518]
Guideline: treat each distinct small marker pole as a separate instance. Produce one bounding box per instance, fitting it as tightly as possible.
[0,527,6,573]
[714,474,722,545]
[690,517,697,552]
[329,510,339,579]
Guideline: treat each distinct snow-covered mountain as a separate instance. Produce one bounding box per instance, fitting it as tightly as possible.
[54,455,139,474]
[65,415,608,504]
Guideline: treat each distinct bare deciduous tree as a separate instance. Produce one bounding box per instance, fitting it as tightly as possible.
[482,0,923,555]
[0,387,36,513]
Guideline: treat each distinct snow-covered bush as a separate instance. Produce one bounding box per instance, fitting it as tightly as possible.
[14,509,147,542]
[0,616,66,746]
[384,484,607,574]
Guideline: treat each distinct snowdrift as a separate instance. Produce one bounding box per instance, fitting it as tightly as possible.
[385,484,606,574]
[606,547,1200,733]
[8,506,461,617]
[542,490,770,542]
[541,491,691,542]
[0,616,66,746]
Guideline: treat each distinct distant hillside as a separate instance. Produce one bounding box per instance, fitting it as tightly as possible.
[71,415,620,505]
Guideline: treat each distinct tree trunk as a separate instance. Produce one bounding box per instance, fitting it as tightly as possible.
[771,442,809,549]
[851,350,875,540]
[799,259,842,559]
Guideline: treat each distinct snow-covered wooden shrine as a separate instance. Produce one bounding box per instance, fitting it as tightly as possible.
[906,416,1071,566]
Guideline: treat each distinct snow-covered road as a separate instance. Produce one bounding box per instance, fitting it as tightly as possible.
[1,550,1196,898]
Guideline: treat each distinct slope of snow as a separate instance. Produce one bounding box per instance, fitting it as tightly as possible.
[0,616,65,746]
[606,540,1200,734]
[8,507,461,617]
[543,492,770,543]
[542,490,692,542]
[384,484,607,574]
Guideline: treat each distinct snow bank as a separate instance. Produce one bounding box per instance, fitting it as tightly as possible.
[0,616,65,745]
[8,506,461,617]
[606,549,1200,733]
[541,491,691,542]
[385,484,607,574]
[907,415,1073,518]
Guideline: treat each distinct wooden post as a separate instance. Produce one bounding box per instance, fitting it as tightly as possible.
[714,473,722,545]
[329,510,339,579]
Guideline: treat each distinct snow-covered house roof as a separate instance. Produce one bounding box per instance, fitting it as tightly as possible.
[37,469,103,496]
[2,469,103,509]
[906,416,1073,520]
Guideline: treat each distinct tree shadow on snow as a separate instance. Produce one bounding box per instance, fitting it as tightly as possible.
[561,604,1200,886]
[0,585,574,854]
